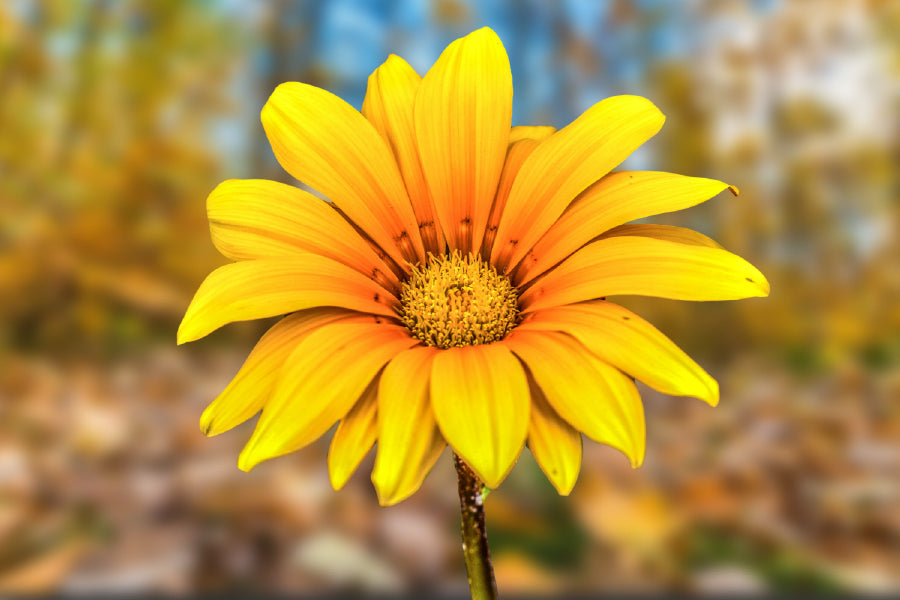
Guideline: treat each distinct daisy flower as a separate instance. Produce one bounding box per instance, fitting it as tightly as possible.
[178,27,768,509]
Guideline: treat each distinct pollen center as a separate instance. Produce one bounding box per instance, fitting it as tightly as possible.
[400,253,519,349]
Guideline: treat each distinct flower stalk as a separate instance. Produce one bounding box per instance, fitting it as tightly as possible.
[455,453,498,600]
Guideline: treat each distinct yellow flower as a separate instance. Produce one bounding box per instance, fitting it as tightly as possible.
[178,27,769,506]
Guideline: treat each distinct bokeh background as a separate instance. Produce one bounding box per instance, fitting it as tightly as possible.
[2,0,899,596]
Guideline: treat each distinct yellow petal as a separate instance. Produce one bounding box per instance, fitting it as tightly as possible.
[492,96,665,272]
[481,128,556,257]
[430,343,528,488]
[520,236,770,313]
[518,301,718,406]
[600,224,723,248]
[238,322,418,471]
[526,374,582,495]
[261,82,424,266]
[208,179,400,289]
[200,309,366,436]
[415,27,512,254]
[328,376,379,490]
[362,55,445,255]
[502,330,645,467]
[373,346,446,506]
[515,172,735,284]
[177,256,399,344]
[508,125,556,144]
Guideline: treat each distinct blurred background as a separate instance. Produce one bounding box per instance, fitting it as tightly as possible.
[1,0,898,596]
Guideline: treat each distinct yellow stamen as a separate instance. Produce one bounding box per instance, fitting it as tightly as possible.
[400,253,519,349]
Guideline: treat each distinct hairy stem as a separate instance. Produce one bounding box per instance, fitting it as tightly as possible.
[454,453,498,600]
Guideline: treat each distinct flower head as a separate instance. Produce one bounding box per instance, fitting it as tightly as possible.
[178,28,769,506]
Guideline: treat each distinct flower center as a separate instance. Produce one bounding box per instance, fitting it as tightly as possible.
[400,253,519,349]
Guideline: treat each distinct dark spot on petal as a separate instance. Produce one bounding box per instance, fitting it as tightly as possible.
[622,316,630,320]
[374,293,381,302]
[509,239,518,247]
[745,277,754,283]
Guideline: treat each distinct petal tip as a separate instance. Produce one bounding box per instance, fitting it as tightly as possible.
[453,450,509,490]
[328,470,350,492]
[383,53,407,68]
[616,94,666,125]
[549,475,576,496]
[199,415,216,437]
[471,25,499,38]
[374,487,402,507]
[377,53,417,79]
[747,272,771,297]
[705,379,721,407]
[176,311,207,344]
[474,463,511,491]
[260,81,305,126]
[237,443,261,472]
[629,447,646,469]
[176,322,193,345]
[199,402,231,437]
[328,443,368,492]
[624,440,646,470]
[372,472,413,507]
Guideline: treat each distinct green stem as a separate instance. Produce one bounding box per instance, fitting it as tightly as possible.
[454,453,498,600]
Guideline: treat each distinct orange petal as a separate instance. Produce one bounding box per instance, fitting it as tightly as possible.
[518,301,718,406]
[515,171,735,284]
[491,97,665,272]
[415,27,512,254]
[520,235,770,313]
[430,343,528,488]
[328,376,379,490]
[373,346,446,506]
[238,322,418,471]
[208,179,400,289]
[177,256,399,344]
[261,82,424,266]
[200,309,367,436]
[481,127,556,257]
[502,330,645,467]
[362,55,445,255]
